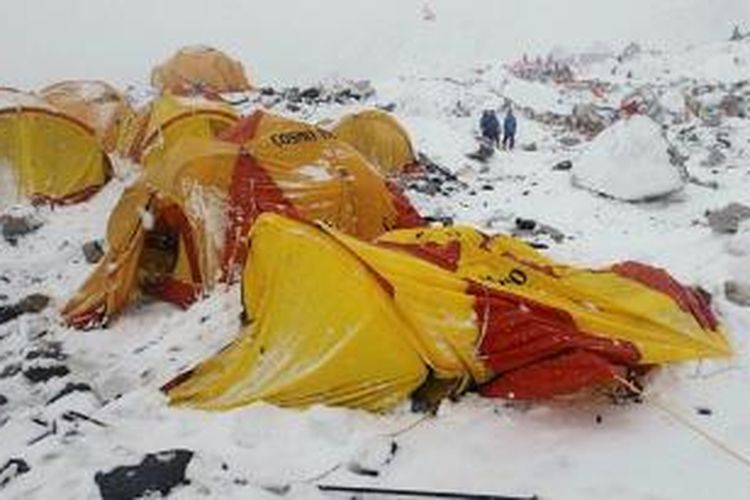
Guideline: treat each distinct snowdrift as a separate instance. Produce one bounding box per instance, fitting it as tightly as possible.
[572,115,685,201]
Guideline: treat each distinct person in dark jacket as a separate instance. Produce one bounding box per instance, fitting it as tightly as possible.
[479,109,500,148]
[503,108,517,150]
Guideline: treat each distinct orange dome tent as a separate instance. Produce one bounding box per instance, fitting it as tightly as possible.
[63,110,423,328]
[330,108,417,174]
[39,80,133,153]
[151,46,251,96]
[116,94,239,168]
[0,88,111,208]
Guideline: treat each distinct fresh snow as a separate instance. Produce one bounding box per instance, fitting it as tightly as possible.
[572,115,685,201]
[2,2,750,500]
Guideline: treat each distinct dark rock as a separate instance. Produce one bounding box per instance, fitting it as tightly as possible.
[25,342,66,362]
[17,294,50,314]
[0,394,6,406]
[553,160,573,171]
[347,463,380,477]
[299,87,321,100]
[559,136,581,147]
[481,184,494,191]
[1,214,42,245]
[725,281,750,307]
[696,407,713,416]
[259,87,275,96]
[0,458,30,489]
[82,240,105,264]
[700,147,726,167]
[521,142,538,152]
[23,365,70,383]
[515,218,537,231]
[47,382,93,405]
[706,203,750,234]
[95,449,193,500]
[0,364,21,379]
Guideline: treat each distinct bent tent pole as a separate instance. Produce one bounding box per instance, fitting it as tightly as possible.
[317,484,538,500]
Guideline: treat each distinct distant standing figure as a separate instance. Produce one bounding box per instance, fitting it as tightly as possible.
[479,109,500,148]
[503,109,517,150]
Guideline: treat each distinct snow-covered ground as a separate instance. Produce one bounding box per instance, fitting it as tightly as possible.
[3,3,750,499]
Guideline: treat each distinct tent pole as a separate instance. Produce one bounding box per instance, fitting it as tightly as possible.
[317,484,538,499]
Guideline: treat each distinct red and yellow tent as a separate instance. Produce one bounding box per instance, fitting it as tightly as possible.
[63,111,422,328]
[166,213,730,411]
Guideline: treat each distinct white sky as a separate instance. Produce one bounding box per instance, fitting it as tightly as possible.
[1,0,749,89]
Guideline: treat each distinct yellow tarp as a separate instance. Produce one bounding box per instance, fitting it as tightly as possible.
[167,213,730,412]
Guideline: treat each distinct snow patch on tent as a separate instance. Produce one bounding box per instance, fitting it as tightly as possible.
[0,159,20,210]
[572,115,685,201]
[298,164,336,182]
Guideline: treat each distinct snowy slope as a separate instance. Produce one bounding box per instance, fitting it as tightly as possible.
[1,0,750,88]
[3,4,750,500]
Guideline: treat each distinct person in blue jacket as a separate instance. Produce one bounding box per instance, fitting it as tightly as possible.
[479,109,500,148]
[503,108,517,150]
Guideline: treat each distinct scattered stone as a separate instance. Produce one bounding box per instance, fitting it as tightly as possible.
[595,415,603,424]
[26,342,66,362]
[725,281,750,307]
[716,135,732,149]
[559,136,581,147]
[82,240,105,264]
[0,394,6,406]
[700,147,726,167]
[688,176,719,190]
[0,214,43,245]
[521,142,538,152]
[95,449,194,500]
[515,218,537,231]
[706,203,750,234]
[0,364,21,379]
[553,160,573,171]
[347,462,380,477]
[696,407,713,416]
[0,294,50,325]
[0,458,30,489]
[47,382,93,405]
[404,152,465,197]
[17,294,50,314]
[23,365,70,383]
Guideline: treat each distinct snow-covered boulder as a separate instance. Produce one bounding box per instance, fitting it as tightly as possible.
[572,115,685,201]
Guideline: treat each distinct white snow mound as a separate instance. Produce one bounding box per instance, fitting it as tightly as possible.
[572,115,685,201]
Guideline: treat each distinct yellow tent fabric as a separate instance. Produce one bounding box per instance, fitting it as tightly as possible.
[168,214,427,411]
[376,226,731,365]
[166,213,729,411]
[63,112,423,328]
[117,94,239,168]
[230,110,419,243]
[39,80,133,153]
[0,89,111,207]
[330,109,416,174]
[151,45,251,95]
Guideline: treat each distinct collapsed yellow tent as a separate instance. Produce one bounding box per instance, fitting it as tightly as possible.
[117,94,238,168]
[39,80,133,153]
[330,109,417,174]
[151,45,251,95]
[63,110,423,328]
[0,88,111,207]
[166,213,730,412]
